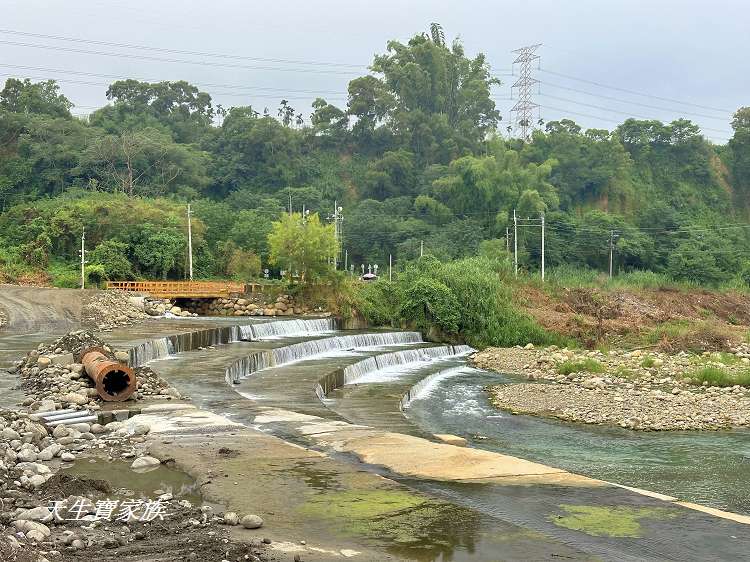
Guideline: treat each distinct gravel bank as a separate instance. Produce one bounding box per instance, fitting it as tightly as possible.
[473,344,750,431]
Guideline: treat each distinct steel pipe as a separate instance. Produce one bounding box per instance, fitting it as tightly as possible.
[79,347,136,402]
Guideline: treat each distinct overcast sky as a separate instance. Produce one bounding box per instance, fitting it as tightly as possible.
[3,0,747,142]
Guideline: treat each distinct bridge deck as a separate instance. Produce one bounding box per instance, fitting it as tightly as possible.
[106,281,246,299]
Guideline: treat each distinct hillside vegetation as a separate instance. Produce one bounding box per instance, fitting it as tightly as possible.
[1,25,749,292]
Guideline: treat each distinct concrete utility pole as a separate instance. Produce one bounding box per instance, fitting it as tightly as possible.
[609,230,620,278]
[420,240,424,258]
[513,209,518,278]
[288,193,292,216]
[510,43,542,140]
[329,202,344,269]
[187,204,193,281]
[344,249,348,273]
[80,227,86,290]
[541,213,545,282]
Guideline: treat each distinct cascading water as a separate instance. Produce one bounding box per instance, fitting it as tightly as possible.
[314,344,474,402]
[129,324,244,366]
[238,318,338,340]
[225,331,423,384]
[342,345,474,385]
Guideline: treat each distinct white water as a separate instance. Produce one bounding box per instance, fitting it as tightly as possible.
[131,325,243,366]
[271,332,422,366]
[343,345,474,385]
[226,331,423,384]
[239,318,338,340]
[400,365,482,410]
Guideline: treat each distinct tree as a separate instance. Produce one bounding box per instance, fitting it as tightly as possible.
[267,212,337,282]
[88,240,134,280]
[82,128,209,197]
[92,79,214,142]
[0,79,72,118]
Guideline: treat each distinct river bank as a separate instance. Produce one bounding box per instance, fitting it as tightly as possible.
[473,344,750,430]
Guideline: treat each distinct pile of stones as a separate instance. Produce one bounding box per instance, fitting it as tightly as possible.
[185,293,313,317]
[16,331,181,410]
[143,298,173,317]
[81,291,149,331]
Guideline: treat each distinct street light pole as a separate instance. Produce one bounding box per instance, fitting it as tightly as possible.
[187,204,193,281]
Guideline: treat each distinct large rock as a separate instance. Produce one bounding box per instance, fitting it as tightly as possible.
[241,514,264,529]
[16,506,52,522]
[131,456,161,470]
[61,393,89,406]
[13,520,51,539]
[36,444,61,461]
[223,512,240,526]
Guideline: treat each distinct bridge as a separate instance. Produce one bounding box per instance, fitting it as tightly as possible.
[106,281,247,299]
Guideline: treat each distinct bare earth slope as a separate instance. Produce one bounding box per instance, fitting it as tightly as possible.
[0,284,93,332]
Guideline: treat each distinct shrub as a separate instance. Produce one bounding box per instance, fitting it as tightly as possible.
[686,366,750,387]
[557,358,605,376]
[400,278,460,334]
[641,356,656,368]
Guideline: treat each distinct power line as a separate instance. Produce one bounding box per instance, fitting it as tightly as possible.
[539,69,732,114]
[539,80,732,121]
[0,39,359,76]
[0,64,347,95]
[539,103,730,142]
[0,28,366,69]
[539,93,733,136]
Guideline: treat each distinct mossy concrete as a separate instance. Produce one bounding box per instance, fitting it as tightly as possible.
[550,504,680,538]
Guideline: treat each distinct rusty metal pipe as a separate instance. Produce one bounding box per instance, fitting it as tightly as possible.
[80,347,136,402]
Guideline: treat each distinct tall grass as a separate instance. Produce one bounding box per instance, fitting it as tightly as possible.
[557,358,605,376]
[686,366,750,387]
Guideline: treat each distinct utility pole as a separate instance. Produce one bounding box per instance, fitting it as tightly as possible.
[344,249,348,273]
[420,240,424,258]
[329,202,344,269]
[608,230,620,279]
[80,227,86,290]
[288,193,292,216]
[541,213,545,282]
[510,44,542,140]
[187,204,193,281]
[513,209,518,278]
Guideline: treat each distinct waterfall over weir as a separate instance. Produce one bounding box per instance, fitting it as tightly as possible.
[128,325,244,367]
[225,331,423,385]
[315,345,474,401]
[238,318,338,340]
[342,345,474,384]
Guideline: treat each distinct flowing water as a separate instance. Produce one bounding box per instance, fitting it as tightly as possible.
[403,367,750,516]
[3,315,749,559]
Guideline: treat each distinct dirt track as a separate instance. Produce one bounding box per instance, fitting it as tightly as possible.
[0,284,94,332]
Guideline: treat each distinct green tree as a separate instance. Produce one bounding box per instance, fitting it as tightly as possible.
[0,79,72,118]
[88,239,134,280]
[267,212,337,282]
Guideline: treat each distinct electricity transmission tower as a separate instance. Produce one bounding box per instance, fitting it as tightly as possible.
[510,44,542,140]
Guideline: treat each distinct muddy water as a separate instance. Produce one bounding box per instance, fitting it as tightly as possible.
[63,458,202,505]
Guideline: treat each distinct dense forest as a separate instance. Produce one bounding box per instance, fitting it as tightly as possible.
[1,26,749,288]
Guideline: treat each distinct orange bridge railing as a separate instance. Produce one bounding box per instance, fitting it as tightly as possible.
[106,281,246,299]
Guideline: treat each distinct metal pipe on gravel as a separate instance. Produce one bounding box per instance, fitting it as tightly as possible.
[79,347,136,401]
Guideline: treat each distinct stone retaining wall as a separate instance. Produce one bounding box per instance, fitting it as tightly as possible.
[178,293,315,317]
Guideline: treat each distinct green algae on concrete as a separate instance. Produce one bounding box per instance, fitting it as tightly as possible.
[298,488,482,549]
[550,504,680,538]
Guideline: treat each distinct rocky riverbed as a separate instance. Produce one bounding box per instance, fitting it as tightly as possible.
[16,331,182,410]
[1,330,275,562]
[473,344,750,431]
